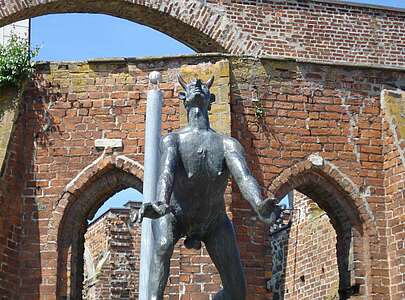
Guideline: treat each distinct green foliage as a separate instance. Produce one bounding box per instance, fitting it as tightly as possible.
[254,100,265,119]
[255,105,265,119]
[0,34,38,89]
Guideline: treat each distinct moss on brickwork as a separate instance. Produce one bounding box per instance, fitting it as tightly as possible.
[40,58,231,136]
[381,89,405,300]
[0,87,19,175]
[325,281,340,300]
[383,90,405,140]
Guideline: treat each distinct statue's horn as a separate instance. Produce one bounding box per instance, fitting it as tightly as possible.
[206,76,214,89]
[177,74,187,90]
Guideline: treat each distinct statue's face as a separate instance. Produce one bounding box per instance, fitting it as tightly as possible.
[178,76,215,111]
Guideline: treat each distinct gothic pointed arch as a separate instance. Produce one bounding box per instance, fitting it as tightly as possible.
[267,154,378,298]
[46,153,144,298]
[267,154,377,235]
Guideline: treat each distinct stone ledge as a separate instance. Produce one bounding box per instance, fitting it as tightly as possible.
[34,52,405,72]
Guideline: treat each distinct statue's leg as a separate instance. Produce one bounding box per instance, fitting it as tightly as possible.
[149,213,179,300]
[204,215,246,300]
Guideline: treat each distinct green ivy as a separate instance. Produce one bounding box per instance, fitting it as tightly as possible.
[255,105,265,119]
[0,34,39,89]
[254,100,265,120]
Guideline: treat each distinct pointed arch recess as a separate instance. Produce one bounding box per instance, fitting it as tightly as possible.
[267,154,377,236]
[267,154,380,298]
[0,0,262,55]
[45,153,144,298]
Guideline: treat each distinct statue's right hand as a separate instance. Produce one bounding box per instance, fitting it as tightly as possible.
[256,198,283,225]
[137,202,171,223]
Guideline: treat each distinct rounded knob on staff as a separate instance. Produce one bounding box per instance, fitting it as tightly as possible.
[149,71,162,88]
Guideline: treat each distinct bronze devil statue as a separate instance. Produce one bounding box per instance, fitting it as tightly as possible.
[138,75,281,300]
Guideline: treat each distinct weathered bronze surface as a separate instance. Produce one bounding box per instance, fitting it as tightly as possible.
[138,76,281,300]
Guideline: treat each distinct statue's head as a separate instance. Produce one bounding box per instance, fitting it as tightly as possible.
[178,75,215,111]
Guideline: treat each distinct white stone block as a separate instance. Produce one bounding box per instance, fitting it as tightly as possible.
[95,139,123,149]
[307,153,324,166]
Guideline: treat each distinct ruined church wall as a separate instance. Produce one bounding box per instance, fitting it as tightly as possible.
[0,54,403,298]
[0,103,28,299]
[210,0,405,67]
[381,90,405,300]
[0,1,405,67]
[267,191,339,300]
[83,209,139,299]
[228,57,405,299]
[15,56,229,299]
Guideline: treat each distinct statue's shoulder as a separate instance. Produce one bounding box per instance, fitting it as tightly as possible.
[222,135,244,154]
[161,132,179,149]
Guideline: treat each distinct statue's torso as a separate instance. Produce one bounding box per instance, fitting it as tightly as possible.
[178,129,224,180]
[169,128,230,238]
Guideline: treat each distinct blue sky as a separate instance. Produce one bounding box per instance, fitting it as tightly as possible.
[345,0,405,7]
[31,14,194,61]
[91,188,143,222]
[29,0,404,220]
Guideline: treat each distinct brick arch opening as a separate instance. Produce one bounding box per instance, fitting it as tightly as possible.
[267,158,376,299]
[268,190,341,300]
[46,154,144,298]
[0,0,259,54]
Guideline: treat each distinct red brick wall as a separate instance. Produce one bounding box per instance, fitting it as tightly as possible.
[0,54,404,299]
[267,191,339,300]
[16,56,229,299]
[0,117,27,299]
[0,2,402,298]
[83,208,140,299]
[211,0,405,66]
[84,215,110,271]
[229,57,399,299]
[83,212,110,299]
[0,1,405,66]
[382,90,405,300]
[165,237,222,299]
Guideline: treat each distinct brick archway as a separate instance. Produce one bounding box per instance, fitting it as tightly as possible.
[267,154,377,232]
[267,154,378,299]
[46,154,144,299]
[0,0,261,55]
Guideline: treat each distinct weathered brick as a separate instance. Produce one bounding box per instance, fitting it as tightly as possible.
[1,44,404,300]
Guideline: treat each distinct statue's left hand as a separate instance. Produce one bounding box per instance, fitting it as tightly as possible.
[256,198,283,225]
[136,202,171,223]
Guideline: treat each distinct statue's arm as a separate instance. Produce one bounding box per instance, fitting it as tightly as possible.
[137,134,177,222]
[224,137,281,224]
[156,134,178,205]
[224,137,263,209]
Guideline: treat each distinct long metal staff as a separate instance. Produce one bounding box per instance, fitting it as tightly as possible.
[139,71,163,300]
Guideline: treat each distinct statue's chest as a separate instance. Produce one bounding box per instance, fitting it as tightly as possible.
[179,134,224,179]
